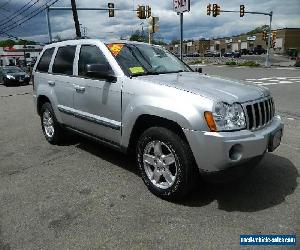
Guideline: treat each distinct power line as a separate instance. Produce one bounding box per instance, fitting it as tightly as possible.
[0,0,41,28]
[0,0,60,35]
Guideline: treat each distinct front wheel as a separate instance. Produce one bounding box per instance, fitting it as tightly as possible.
[136,127,198,200]
[40,102,64,145]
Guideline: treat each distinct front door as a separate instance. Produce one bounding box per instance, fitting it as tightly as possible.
[73,45,122,145]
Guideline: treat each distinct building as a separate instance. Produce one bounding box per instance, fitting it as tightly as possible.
[209,28,300,54]
[165,28,300,55]
[165,39,210,55]
[0,44,43,67]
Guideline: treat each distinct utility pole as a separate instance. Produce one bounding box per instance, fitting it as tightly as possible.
[70,0,81,38]
[180,13,183,60]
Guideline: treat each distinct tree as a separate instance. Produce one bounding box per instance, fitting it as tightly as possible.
[0,39,15,47]
[246,25,269,35]
[130,30,146,42]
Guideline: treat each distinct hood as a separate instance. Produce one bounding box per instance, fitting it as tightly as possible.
[139,72,270,103]
[6,72,27,77]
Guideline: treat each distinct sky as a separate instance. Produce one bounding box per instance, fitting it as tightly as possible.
[0,0,299,43]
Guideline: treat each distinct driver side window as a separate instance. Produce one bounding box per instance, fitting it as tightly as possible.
[78,45,110,77]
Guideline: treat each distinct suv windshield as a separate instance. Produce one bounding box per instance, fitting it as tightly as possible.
[106,43,191,76]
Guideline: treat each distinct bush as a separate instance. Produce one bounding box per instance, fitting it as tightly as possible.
[238,61,259,67]
[226,61,237,65]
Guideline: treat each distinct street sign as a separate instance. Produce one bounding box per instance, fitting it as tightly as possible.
[173,0,190,13]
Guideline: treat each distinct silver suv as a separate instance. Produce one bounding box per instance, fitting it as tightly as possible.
[33,39,283,200]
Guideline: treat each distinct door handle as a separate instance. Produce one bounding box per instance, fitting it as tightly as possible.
[48,80,55,86]
[74,85,85,93]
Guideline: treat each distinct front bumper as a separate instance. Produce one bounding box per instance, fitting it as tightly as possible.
[5,78,30,85]
[183,115,284,173]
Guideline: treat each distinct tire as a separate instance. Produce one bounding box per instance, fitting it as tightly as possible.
[40,102,64,145]
[3,78,7,87]
[136,127,198,200]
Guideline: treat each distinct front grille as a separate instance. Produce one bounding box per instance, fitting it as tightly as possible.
[244,97,275,130]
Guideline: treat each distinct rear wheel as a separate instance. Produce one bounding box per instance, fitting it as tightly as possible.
[136,127,198,200]
[40,102,64,145]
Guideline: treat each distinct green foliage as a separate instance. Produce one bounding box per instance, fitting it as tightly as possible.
[0,39,37,47]
[238,61,259,67]
[246,25,269,36]
[226,61,237,65]
[129,30,146,42]
[0,39,15,47]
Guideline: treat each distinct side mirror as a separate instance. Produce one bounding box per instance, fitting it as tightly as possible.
[85,64,115,81]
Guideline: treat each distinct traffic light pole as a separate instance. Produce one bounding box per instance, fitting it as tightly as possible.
[214,9,273,67]
[180,12,183,60]
[265,11,273,67]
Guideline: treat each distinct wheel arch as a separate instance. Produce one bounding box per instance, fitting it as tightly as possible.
[125,114,188,154]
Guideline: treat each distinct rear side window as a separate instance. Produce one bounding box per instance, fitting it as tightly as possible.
[52,46,76,75]
[78,45,110,77]
[36,47,55,72]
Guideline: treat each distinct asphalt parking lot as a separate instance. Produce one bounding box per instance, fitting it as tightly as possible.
[0,67,299,249]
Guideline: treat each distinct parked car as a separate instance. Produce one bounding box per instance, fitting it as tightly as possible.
[0,66,30,86]
[223,52,233,57]
[240,49,250,55]
[204,50,214,57]
[253,46,266,55]
[33,40,283,200]
[232,51,241,58]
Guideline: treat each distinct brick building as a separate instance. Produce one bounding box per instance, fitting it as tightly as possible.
[165,28,300,55]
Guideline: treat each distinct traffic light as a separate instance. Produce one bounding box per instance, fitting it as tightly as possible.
[137,5,146,19]
[207,4,211,16]
[212,4,220,17]
[216,4,220,16]
[262,31,268,41]
[108,3,114,17]
[240,5,245,17]
[149,16,159,34]
[146,5,151,18]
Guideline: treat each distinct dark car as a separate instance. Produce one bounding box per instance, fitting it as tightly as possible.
[253,46,266,55]
[232,51,241,58]
[0,66,30,86]
[223,52,233,57]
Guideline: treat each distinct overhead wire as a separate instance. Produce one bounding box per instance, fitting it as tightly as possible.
[0,0,60,35]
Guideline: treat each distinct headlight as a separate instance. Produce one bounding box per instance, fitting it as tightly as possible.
[205,102,246,131]
[213,102,246,131]
[6,75,15,80]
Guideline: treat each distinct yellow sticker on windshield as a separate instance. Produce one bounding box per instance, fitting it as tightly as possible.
[129,67,145,74]
[107,43,124,56]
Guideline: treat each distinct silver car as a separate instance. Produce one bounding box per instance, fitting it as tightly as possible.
[33,39,283,200]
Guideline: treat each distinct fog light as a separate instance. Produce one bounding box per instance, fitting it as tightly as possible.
[229,144,243,161]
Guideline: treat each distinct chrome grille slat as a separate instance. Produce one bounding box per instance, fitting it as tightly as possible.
[257,102,262,127]
[251,105,256,129]
[244,97,275,131]
[263,101,267,124]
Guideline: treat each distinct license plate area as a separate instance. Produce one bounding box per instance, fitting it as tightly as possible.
[268,129,282,152]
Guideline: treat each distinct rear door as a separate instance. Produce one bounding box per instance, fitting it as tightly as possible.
[50,45,77,126]
[73,44,122,145]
